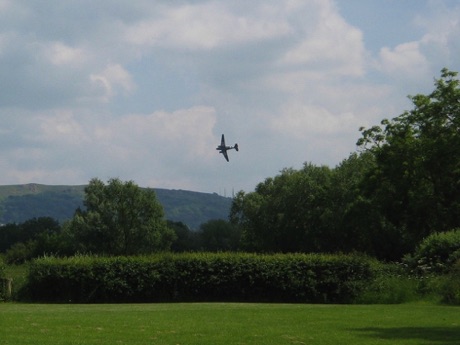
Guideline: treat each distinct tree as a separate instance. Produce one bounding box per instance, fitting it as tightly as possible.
[231,164,338,252]
[67,178,175,255]
[357,68,460,258]
[230,154,375,254]
[197,219,241,251]
[0,217,61,252]
[168,220,200,252]
[1,217,66,263]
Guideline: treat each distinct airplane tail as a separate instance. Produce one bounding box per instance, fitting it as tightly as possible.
[234,143,239,151]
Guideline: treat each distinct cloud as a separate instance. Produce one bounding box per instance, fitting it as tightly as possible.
[377,41,430,78]
[375,2,460,83]
[123,2,292,50]
[271,103,358,138]
[90,64,136,103]
[46,42,89,66]
[279,1,365,77]
[0,0,459,193]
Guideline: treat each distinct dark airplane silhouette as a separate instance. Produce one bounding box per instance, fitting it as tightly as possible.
[216,134,238,162]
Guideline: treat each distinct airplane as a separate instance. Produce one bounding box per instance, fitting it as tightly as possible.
[216,134,238,162]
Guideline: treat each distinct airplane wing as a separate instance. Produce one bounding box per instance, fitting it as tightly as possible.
[221,134,225,147]
[222,150,229,162]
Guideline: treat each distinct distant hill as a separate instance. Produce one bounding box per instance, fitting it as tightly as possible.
[0,184,232,230]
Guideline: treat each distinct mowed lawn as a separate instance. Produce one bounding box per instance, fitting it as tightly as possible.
[1,303,459,345]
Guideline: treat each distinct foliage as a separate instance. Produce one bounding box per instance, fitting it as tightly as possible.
[403,229,460,274]
[357,68,460,258]
[168,220,200,252]
[197,219,241,251]
[230,153,374,254]
[440,259,460,305]
[65,178,175,255]
[0,256,4,278]
[230,69,460,260]
[0,217,72,264]
[26,253,375,303]
[0,257,6,301]
[0,184,232,230]
[355,262,434,304]
[154,189,232,230]
[2,263,28,301]
[0,217,61,252]
[4,242,33,265]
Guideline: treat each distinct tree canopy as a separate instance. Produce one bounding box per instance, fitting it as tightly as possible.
[66,178,176,255]
[357,68,460,257]
[231,68,460,260]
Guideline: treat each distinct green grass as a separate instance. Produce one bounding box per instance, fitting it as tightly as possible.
[1,303,459,345]
[3,264,28,300]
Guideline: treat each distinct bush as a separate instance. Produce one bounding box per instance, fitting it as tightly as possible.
[0,257,6,301]
[404,229,460,274]
[355,263,427,304]
[26,253,375,303]
[4,241,36,264]
[440,259,460,305]
[0,257,5,278]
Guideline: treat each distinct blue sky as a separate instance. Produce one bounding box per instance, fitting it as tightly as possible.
[0,0,459,194]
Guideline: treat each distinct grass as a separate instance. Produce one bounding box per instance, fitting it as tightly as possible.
[1,303,459,345]
[2,264,28,301]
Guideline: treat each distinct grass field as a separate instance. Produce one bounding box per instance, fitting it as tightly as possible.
[1,303,459,345]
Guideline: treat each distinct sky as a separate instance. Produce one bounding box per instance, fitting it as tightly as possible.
[1,0,459,194]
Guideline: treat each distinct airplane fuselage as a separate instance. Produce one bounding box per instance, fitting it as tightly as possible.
[216,134,238,162]
[216,145,234,152]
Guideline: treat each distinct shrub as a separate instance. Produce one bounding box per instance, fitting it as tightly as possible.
[0,257,6,301]
[440,259,460,305]
[355,263,423,304]
[26,253,375,303]
[0,257,5,278]
[4,241,36,264]
[404,229,460,274]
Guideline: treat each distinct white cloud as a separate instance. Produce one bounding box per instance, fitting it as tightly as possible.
[90,64,136,102]
[280,1,365,77]
[271,103,359,138]
[112,106,217,161]
[375,2,460,83]
[46,42,88,66]
[124,2,291,50]
[0,0,459,193]
[36,111,88,145]
[377,41,430,78]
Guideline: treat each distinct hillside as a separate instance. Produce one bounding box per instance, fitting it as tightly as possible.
[0,184,232,230]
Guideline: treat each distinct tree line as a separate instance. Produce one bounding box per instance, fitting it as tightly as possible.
[1,69,459,263]
[0,178,241,264]
[231,68,460,260]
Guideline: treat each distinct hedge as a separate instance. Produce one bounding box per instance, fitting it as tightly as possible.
[26,253,375,303]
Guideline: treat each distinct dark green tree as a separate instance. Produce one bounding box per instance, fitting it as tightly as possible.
[230,154,374,254]
[357,68,460,258]
[0,217,61,252]
[168,220,200,252]
[66,178,175,255]
[198,219,241,251]
[231,164,338,252]
[1,217,64,263]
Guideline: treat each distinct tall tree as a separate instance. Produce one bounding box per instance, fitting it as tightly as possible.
[357,68,460,257]
[230,154,374,254]
[67,178,175,255]
[231,164,338,252]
